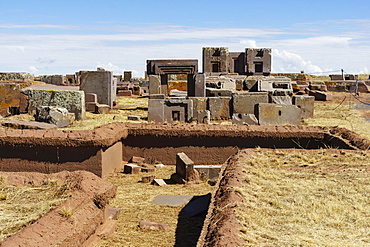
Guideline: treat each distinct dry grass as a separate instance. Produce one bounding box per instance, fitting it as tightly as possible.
[63,96,148,130]
[303,92,370,140]
[0,178,72,241]
[0,96,148,130]
[237,149,370,246]
[95,165,212,247]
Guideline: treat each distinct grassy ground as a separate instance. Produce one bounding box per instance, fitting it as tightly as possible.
[0,177,71,241]
[0,96,148,130]
[303,92,370,140]
[237,149,370,246]
[95,165,212,247]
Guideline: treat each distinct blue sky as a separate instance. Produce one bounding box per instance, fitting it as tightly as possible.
[0,0,369,77]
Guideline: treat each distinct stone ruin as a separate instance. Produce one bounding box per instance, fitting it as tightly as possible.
[203,47,271,76]
[0,68,121,127]
[146,50,314,126]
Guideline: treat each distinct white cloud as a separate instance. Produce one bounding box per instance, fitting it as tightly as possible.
[28,66,39,74]
[96,62,124,75]
[0,22,369,76]
[239,39,257,48]
[37,57,56,64]
[272,49,323,73]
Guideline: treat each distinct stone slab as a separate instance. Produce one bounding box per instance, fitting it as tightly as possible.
[123,164,140,174]
[232,113,258,125]
[269,95,292,105]
[256,103,302,125]
[2,120,57,130]
[176,152,194,178]
[22,87,85,120]
[151,195,194,206]
[292,95,314,118]
[79,70,116,107]
[189,97,207,121]
[207,97,231,120]
[232,92,268,114]
[153,179,167,186]
[148,99,164,123]
[197,110,210,124]
[194,165,222,180]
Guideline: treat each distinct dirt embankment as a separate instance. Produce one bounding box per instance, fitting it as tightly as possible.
[197,151,249,247]
[0,170,116,247]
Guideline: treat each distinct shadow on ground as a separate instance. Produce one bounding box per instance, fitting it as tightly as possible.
[174,195,210,247]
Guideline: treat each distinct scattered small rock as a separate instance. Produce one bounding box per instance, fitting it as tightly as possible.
[128,115,141,121]
[123,164,140,174]
[153,179,167,186]
[142,175,156,183]
[139,220,170,231]
[154,164,165,168]
[130,156,145,165]
[141,168,155,173]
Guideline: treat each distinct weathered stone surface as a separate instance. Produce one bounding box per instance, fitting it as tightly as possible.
[142,175,156,183]
[186,167,200,184]
[206,88,233,97]
[86,102,98,112]
[124,71,132,82]
[0,82,31,115]
[123,164,140,174]
[309,81,327,91]
[141,168,155,173]
[256,76,293,96]
[117,90,132,96]
[139,220,170,231]
[174,152,199,184]
[164,98,193,123]
[85,93,98,103]
[22,87,85,120]
[232,92,268,114]
[79,70,117,107]
[154,164,165,168]
[40,75,64,85]
[176,152,194,178]
[309,90,332,101]
[189,97,207,121]
[127,115,141,121]
[148,99,164,123]
[151,195,193,206]
[149,94,165,99]
[35,106,75,128]
[153,179,167,186]
[269,95,292,105]
[197,110,210,124]
[2,120,57,129]
[245,48,272,75]
[194,165,222,180]
[193,73,206,97]
[256,103,302,125]
[207,97,231,120]
[130,156,145,164]
[149,98,193,124]
[292,95,314,118]
[232,113,258,125]
[149,75,161,95]
[0,72,34,82]
[95,104,110,114]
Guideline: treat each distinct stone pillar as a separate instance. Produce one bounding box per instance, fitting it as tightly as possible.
[123,71,132,82]
[195,73,206,97]
[187,74,195,97]
[149,75,161,95]
[160,74,168,95]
